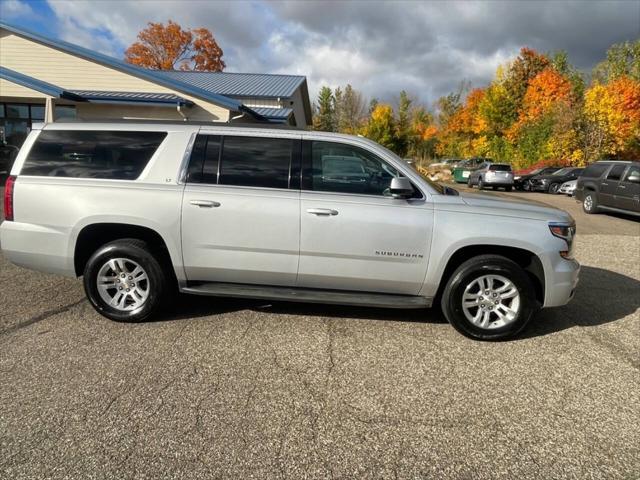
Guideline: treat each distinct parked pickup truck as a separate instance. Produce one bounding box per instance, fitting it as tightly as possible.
[1,122,580,340]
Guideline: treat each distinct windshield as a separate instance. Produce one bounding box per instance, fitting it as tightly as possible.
[553,168,573,175]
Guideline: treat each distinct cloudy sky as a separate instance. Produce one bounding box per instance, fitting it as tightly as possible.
[1,0,639,106]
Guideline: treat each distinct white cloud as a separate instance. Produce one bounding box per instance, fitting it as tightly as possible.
[0,0,34,19]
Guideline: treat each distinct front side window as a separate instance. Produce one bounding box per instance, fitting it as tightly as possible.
[606,164,627,181]
[21,130,167,179]
[623,166,640,182]
[304,141,402,196]
[219,136,292,189]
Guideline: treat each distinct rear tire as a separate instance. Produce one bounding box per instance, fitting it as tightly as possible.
[582,192,599,214]
[83,238,169,322]
[440,255,538,341]
[478,178,485,190]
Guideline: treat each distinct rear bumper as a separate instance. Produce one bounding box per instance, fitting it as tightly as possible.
[0,220,75,277]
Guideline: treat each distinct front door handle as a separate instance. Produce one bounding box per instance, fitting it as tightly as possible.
[190,200,221,208]
[307,208,339,216]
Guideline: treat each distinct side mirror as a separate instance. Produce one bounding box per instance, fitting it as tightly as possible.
[389,177,414,199]
[627,174,640,184]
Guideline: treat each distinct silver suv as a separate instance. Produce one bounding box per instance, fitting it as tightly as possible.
[467,162,514,191]
[0,122,580,340]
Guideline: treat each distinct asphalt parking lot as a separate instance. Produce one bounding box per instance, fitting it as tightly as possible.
[1,184,639,479]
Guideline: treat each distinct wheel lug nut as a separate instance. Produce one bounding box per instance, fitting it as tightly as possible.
[131,283,135,287]
[121,274,126,278]
[126,288,130,292]
[129,276,132,280]
[493,293,497,297]
[494,300,499,305]
[119,286,123,290]
[116,279,120,283]
[485,290,490,295]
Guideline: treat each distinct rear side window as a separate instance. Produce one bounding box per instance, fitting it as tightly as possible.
[187,134,221,184]
[489,164,512,171]
[219,136,292,189]
[606,164,626,181]
[581,163,609,178]
[22,130,166,180]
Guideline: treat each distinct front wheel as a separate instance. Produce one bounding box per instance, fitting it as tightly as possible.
[440,255,538,340]
[478,178,485,190]
[83,239,169,322]
[549,183,561,194]
[582,192,598,214]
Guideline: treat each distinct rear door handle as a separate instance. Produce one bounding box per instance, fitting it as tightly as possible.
[307,208,339,216]
[190,200,220,208]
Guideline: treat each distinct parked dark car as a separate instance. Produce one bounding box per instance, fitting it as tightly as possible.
[513,166,561,191]
[529,167,584,194]
[575,160,640,216]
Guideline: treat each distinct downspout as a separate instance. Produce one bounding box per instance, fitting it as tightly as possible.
[177,103,188,121]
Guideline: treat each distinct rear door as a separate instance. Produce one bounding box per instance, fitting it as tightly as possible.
[297,139,433,295]
[599,164,626,207]
[181,132,301,286]
[615,164,640,213]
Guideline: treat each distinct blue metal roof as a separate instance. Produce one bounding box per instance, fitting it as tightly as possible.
[0,21,262,118]
[0,66,85,101]
[154,71,306,98]
[68,90,194,106]
[252,107,293,122]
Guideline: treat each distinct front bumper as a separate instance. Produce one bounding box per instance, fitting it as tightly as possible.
[543,253,580,307]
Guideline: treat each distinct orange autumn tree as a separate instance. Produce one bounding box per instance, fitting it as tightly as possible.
[125,20,226,71]
[437,88,488,157]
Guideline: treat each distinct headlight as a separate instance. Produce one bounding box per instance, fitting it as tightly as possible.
[514,176,521,180]
[549,222,576,259]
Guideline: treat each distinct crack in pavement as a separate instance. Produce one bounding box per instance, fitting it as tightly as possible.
[0,297,86,337]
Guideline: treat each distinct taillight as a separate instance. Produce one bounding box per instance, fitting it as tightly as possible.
[4,175,16,221]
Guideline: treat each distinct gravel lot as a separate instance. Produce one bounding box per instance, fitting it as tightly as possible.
[1,183,639,479]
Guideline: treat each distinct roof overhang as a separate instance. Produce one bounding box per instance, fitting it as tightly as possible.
[0,66,85,101]
[68,90,194,107]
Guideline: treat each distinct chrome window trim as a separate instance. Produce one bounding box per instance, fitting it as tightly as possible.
[177,132,198,184]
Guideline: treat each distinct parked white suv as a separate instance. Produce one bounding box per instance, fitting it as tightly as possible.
[1,122,580,340]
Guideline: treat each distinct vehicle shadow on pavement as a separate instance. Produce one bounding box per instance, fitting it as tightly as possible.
[523,265,640,338]
[159,266,637,337]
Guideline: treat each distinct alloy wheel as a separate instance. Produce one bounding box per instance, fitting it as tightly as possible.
[461,274,521,329]
[96,258,150,311]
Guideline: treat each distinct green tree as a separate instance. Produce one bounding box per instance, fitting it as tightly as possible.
[313,86,335,131]
[396,90,412,156]
[593,40,640,83]
[335,84,366,134]
[362,104,398,151]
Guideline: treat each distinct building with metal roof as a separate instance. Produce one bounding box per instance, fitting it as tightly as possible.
[0,21,312,151]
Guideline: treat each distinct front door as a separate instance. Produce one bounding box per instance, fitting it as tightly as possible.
[615,165,640,213]
[297,140,432,295]
[181,133,301,286]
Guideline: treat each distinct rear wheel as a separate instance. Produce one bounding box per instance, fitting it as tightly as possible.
[83,239,169,322]
[549,183,561,194]
[467,177,473,188]
[582,192,599,214]
[478,178,485,190]
[440,255,538,340]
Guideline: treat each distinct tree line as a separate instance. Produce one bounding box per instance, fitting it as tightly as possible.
[312,41,640,169]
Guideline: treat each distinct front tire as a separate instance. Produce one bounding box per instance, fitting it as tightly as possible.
[582,192,598,214]
[83,239,169,322]
[440,255,538,340]
[549,183,561,194]
[478,178,485,190]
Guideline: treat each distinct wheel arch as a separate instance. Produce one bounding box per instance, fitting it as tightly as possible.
[73,223,178,282]
[433,244,545,306]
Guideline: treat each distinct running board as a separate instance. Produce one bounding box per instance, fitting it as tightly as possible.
[181,283,431,309]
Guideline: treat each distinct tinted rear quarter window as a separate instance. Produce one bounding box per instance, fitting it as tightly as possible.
[187,134,221,184]
[22,130,166,180]
[581,163,609,178]
[219,136,292,189]
[606,164,627,180]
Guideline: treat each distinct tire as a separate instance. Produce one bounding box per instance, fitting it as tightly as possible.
[582,192,599,214]
[83,238,169,322]
[505,186,513,192]
[478,178,485,190]
[549,183,561,194]
[467,177,473,188]
[523,181,531,191]
[440,254,538,341]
